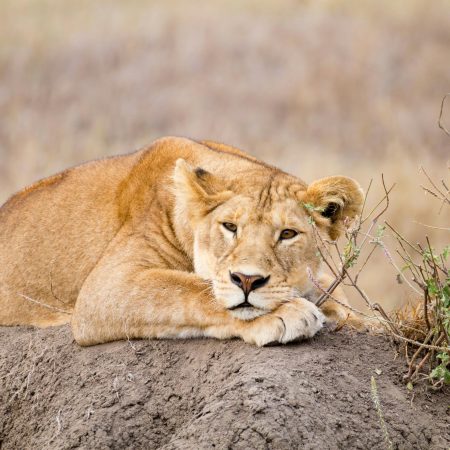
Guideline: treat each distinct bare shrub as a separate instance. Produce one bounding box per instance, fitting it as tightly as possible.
[309,167,449,389]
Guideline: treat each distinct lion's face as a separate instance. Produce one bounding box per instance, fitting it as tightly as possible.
[174,159,363,320]
[193,195,320,320]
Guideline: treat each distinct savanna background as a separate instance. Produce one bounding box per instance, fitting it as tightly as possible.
[1,0,449,314]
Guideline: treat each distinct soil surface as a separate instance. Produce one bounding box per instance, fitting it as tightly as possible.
[0,326,448,450]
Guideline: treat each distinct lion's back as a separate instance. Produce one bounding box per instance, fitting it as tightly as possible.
[0,151,140,326]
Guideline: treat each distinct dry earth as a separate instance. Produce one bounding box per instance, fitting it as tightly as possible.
[1,326,449,449]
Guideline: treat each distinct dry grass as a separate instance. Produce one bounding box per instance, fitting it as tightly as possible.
[0,0,449,312]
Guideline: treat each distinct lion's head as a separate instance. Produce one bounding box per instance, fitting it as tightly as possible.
[174,159,363,320]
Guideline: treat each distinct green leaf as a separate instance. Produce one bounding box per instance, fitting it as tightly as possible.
[430,366,445,380]
[437,352,450,364]
[400,264,411,273]
[430,366,450,384]
[426,279,439,296]
[375,225,386,239]
[445,371,450,385]
[302,202,325,213]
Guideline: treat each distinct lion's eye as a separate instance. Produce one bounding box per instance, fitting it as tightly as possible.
[279,229,298,240]
[222,222,237,233]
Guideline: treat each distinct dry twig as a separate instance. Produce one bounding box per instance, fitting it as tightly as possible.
[438,93,450,137]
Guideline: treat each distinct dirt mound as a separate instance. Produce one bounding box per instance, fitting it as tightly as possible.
[0,326,448,449]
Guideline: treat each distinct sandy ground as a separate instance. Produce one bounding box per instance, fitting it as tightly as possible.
[1,326,448,449]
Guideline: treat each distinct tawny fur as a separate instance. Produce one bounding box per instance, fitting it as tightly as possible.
[0,137,365,346]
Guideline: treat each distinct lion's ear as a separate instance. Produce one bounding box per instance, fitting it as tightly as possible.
[173,159,233,221]
[304,176,364,240]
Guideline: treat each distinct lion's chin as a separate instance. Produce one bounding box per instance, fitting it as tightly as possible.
[230,307,268,321]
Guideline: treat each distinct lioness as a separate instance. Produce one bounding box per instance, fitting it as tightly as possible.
[0,137,364,346]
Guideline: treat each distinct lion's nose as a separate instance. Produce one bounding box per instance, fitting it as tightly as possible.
[229,272,270,296]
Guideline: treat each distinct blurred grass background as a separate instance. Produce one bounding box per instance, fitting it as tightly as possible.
[0,0,449,312]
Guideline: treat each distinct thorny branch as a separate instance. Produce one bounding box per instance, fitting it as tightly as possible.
[18,293,72,315]
[420,166,450,211]
[438,92,450,137]
[309,170,449,388]
[312,175,395,314]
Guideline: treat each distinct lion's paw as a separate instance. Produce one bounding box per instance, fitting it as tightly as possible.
[274,298,325,344]
[242,298,325,347]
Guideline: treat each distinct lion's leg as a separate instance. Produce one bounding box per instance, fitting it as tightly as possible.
[72,258,238,345]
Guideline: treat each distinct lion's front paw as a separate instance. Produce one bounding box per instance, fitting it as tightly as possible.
[241,298,325,347]
[274,298,325,344]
